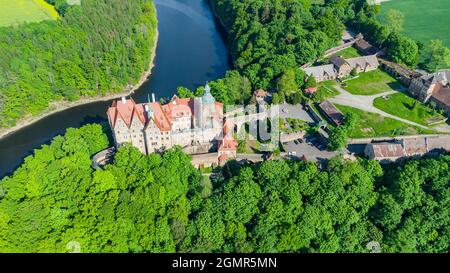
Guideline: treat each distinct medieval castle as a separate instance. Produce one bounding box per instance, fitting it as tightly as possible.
[107,84,237,161]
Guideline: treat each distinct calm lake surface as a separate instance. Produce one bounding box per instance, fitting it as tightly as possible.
[0,0,230,178]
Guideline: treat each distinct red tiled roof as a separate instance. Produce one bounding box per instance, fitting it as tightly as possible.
[254,89,268,97]
[368,143,405,158]
[218,154,229,161]
[218,138,238,152]
[402,138,427,155]
[318,100,344,126]
[107,97,224,133]
[148,102,172,132]
[304,87,317,94]
[107,98,145,128]
[431,87,450,108]
[162,96,194,121]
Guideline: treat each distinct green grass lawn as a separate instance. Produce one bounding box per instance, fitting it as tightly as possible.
[374,92,446,126]
[335,46,362,59]
[336,104,436,138]
[379,0,450,49]
[320,46,362,63]
[0,0,59,27]
[312,80,340,102]
[343,69,404,95]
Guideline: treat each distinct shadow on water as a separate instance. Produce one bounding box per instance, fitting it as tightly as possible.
[0,0,230,178]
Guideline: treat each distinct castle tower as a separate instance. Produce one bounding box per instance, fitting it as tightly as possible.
[201,83,216,129]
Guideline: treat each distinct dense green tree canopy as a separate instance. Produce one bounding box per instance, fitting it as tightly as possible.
[209,0,347,91]
[0,0,157,128]
[1,124,449,253]
[1,0,449,254]
[0,124,201,252]
[328,112,358,151]
[421,40,450,72]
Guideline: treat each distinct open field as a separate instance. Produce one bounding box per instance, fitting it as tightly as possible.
[379,0,450,48]
[343,69,404,95]
[0,0,59,27]
[374,92,447,126]
[336,104,436,138]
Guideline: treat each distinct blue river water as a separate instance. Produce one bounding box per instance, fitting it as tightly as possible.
[0,0,230,178]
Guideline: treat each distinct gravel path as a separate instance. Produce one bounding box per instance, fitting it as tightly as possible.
[329,85,429,129]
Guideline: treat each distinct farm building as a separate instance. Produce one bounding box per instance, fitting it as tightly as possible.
[331,55,379,77]
[364,135,450,162]
[354,38,379,56]
[409,70,450,115]
[364,143,405,162]
[317,100,344,126]
[302,55,379,82]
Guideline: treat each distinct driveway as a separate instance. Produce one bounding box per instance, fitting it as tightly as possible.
[283,135,339,162]
[278,103,314,122]
[329,85,428,129]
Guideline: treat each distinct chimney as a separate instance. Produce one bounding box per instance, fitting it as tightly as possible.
[121,97,126,104]
[152,93,156,103]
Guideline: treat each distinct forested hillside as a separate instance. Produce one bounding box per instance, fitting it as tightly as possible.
[207,0,354,91]
[0,124,448,253]
[0,0,157,128]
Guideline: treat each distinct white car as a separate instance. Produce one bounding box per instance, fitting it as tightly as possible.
[288,151,297,156]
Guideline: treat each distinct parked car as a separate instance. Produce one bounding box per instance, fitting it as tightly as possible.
[288,151,297,156]
[263,152,273,161]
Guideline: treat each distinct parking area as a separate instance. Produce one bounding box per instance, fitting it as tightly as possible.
[278,103,314,123]
[282,134,339,162]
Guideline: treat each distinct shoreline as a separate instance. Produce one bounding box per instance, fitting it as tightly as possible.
[0,28,159,141]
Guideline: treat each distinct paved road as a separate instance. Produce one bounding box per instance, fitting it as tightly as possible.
[329,85,429,129]
[282,135,339,162]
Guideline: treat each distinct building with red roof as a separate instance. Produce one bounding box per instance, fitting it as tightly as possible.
[107,84,237,159]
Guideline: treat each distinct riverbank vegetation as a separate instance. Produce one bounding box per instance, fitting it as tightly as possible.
[0,124,449,253]
[0,0,157,128]
[208,0,350,93]
[205,0,447,106]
